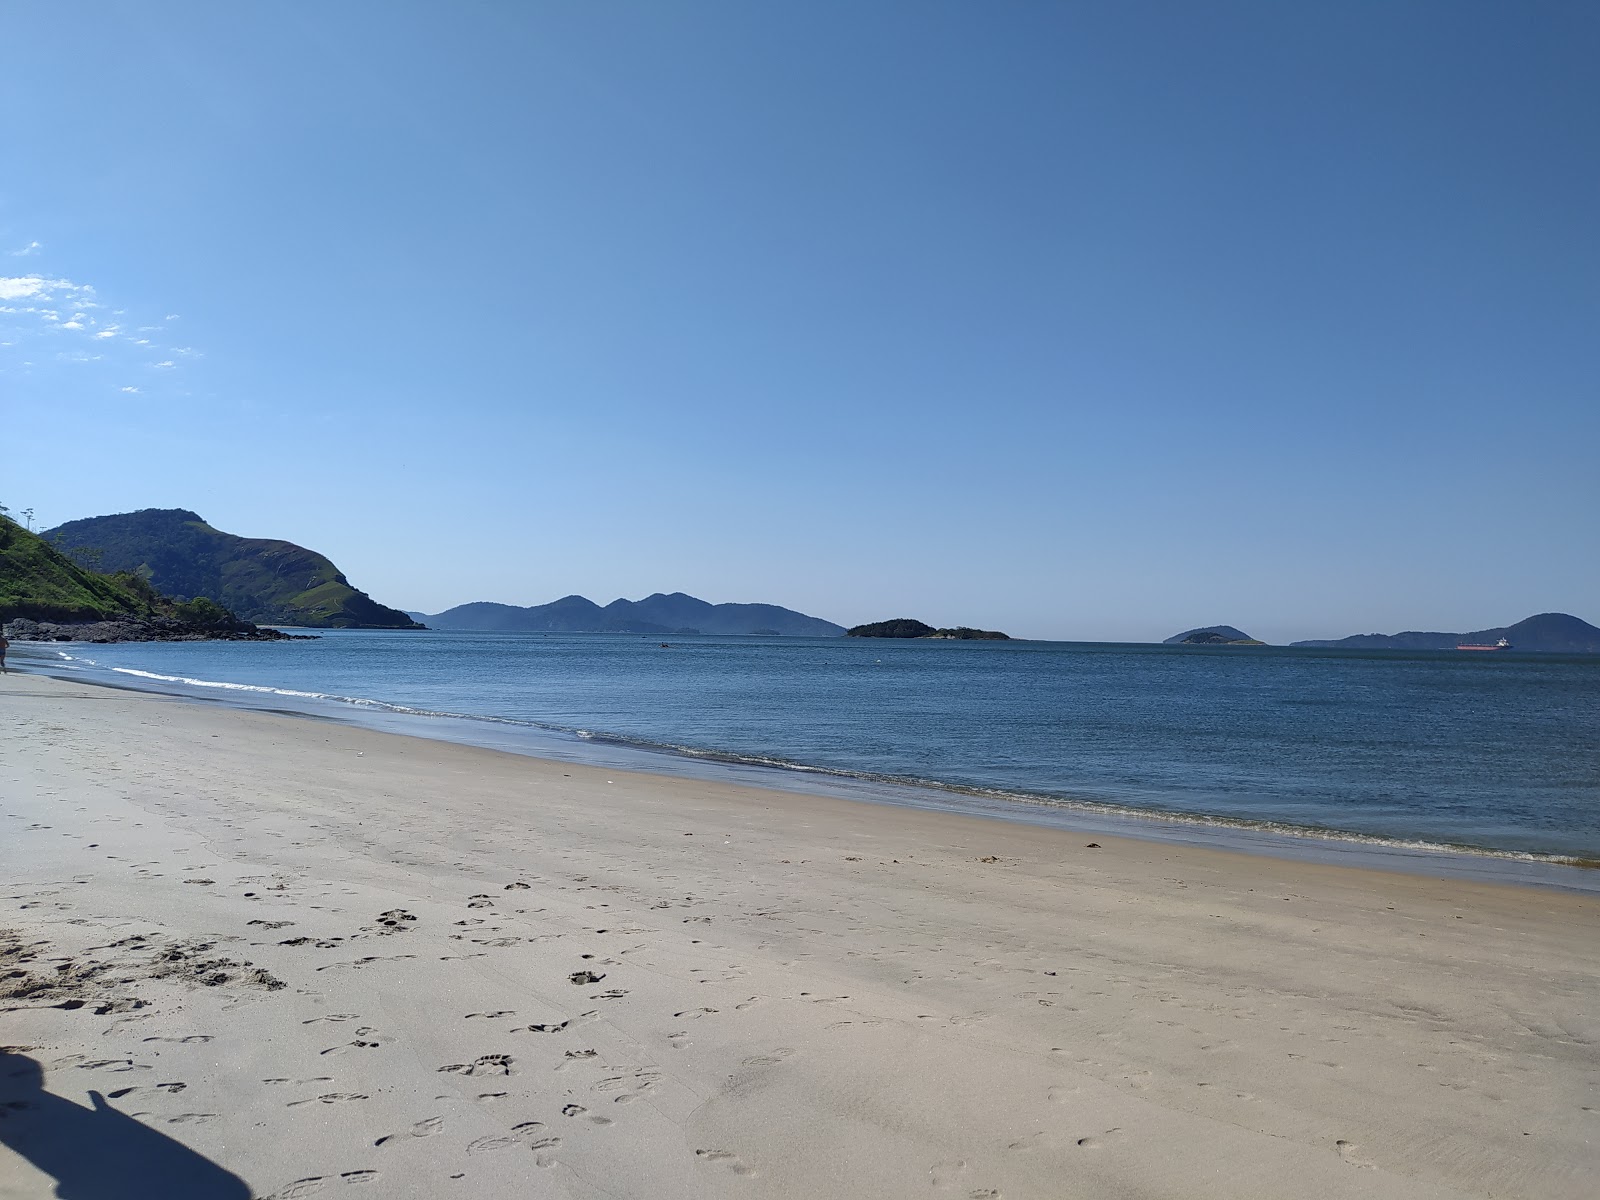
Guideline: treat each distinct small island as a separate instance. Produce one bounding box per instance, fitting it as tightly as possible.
[847,618,1010,641]
[1163,625,1265,646]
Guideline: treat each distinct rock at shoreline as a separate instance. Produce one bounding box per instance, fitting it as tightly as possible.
[3,617,314,644]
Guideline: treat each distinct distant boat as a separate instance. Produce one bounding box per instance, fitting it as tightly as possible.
[1457,637,1511,651]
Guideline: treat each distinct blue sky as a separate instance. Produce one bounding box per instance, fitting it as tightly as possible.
[3,1,1595,642]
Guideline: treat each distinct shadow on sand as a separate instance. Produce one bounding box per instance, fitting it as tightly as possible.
[0,1050,250,1198]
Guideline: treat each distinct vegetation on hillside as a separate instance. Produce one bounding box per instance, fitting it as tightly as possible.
[0,514,159,622]
[45,508,422,629]
[0,514,256,631]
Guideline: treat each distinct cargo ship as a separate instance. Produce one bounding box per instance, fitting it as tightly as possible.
[1456,637,1512,651]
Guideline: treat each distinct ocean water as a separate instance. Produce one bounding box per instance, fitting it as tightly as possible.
[16,630,1600,877]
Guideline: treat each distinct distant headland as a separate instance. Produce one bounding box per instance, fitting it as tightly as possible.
[44,508,421,630]
[846,619,1010,641]
[1291,613,1600,654]
[1,514,305,642]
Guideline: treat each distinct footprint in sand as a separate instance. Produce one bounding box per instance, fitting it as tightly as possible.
[74,1060,149,1074]
[1336,1140,1375,1168]
[519,1019,570,1034]
[739,1048,795,1068]
[930,1158,1001,1197]
[695,1149,756,1177]
[320,1028,388,1055]
[553,1049,598,1073]
[315,955,417,973]
[594,1070,661,1104]
[286,1092,369,1107]
[437,1054,513,1077]
[263,1172,379,1198]
[1006,1132,1050,1153]
[375,1116,443,1145]
[467,1123,560,1163]
[106,1082,187,1098]
[561,1103,613,1127]
[1075,1127,1122,1149]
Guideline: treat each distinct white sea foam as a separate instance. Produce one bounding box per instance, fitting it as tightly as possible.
[34,656,1587,879]
[110,666,360,703]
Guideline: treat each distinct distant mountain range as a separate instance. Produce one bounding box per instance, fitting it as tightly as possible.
[1163,625,1263,646]
[415,592,845,637]
[1292,613,1600,653]
[44,509,422,629]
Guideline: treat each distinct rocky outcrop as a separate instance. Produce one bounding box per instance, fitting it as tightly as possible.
[3,617,312,643]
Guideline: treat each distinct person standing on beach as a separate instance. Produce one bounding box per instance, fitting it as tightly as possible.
[0,633,8,674]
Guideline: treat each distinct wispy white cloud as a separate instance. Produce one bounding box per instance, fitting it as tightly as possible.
[1,251,201,390]
[0,275,76,301]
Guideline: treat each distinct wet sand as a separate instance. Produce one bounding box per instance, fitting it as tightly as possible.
[1,672,1596,1198]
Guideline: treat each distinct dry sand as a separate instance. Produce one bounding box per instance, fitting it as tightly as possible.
[1,672,1596,1199]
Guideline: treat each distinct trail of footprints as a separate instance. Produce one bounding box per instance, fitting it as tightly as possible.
[227,884,784,1190]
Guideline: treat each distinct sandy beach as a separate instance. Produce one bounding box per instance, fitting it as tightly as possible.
[1,672,1596,1199]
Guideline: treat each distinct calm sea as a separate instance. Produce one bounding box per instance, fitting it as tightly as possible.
[16,630,1600,881]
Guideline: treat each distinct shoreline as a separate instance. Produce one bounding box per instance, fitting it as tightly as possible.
[15,648,1600,893]
[2,672,1598,1198]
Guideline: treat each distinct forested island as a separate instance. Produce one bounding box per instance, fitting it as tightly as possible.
[1163,625,1265,646]
[846,619,1010,640]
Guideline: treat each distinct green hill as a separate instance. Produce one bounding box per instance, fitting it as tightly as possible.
[44,509,422,629]
[0,515,159,622]
[0,514,257,636]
